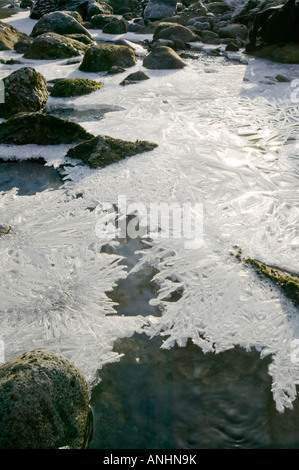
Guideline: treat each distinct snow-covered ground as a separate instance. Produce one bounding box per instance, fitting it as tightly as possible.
[0,11,299,413]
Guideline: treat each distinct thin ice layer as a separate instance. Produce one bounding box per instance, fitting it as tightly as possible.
[0,11,299,411]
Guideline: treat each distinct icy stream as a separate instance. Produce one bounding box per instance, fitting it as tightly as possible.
[0,10,299,428]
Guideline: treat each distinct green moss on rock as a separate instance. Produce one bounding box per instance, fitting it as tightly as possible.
[233,247,299,307]
[0,350,91,449]
[0,112,94,145]
[50,78,103,97]
[66,135,158,168]
[79,44,136,72]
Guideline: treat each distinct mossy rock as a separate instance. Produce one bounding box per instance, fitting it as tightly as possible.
[153,24,198,43]
[233,248,299,307]
[50,78,103,97]
[0,67,48,119]
[65,135,158,168]
[90,14,119,30]
[87,1,113,21]
[23,32,88,59]
[0,20,31,51]
[79,44,136,72]
[102,18,127,34]
[0,112,94,145]
[0,350,92,449]
[143,46,187,69]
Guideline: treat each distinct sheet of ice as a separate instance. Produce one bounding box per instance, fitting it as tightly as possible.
[1,11,299,411]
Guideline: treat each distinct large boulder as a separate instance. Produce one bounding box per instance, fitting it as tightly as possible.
[247,0,299,49]
[24,32,88,59]
[0,350,92,449]
[0,67,48,119]
[0,21,31,50]
[30,11,92,38]
[143,0,177,21]
[79,44,136,72]
[143,45,187,69]
[66,134,158,168]
[0,112,94,145]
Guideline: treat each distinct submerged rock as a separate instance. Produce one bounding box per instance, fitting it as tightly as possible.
[0,350,92,449]
[24,32,88,59]
[0,67,48,119]
[66,135,158,169]
[50,78,103,97]
[30,11,92,38]
[79,44,136,72]
[0,21,30,50]
[0,112,94,145]
[143,46,187,69]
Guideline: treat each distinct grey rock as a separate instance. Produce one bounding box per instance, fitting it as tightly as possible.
[120,70,150,85]
[218,23,248,40]
[102,18,127,34]
[143,0,177,21]
[30,11,92,38]
[0,224,11,236]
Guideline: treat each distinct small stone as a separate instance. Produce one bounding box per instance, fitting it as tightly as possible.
[120,71,150,86]
[275,74,291,83]
[0,224,11,236]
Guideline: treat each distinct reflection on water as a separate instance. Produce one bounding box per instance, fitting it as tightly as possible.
[89,334,299,449]
[0,158,64,195]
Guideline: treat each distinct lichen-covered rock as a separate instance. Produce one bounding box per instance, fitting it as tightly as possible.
[102,18,127,34]
[79,44,136,72]
[30,11,92,38]
[0,67,48,119]
[120,70,150,86]
[24,32,88,59]
[180,1,208,24]
[50,78,103,97]
[143,45,187,69]
[0,21,31,50]
[66,135,158,168]
[0,350,92,449]
[0,112,94,144]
